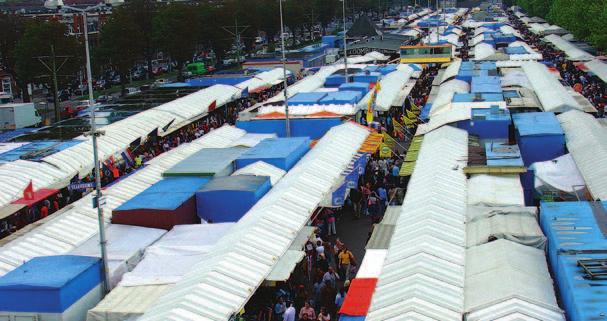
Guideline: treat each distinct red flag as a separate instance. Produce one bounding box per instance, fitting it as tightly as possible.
[208,100,217,112]
[23,180,34,200]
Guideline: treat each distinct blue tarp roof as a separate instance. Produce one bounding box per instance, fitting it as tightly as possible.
[289,92,328,105]
[199,175,270,193]
[0,255,101,313]
[116,177,211,211]
[512,112,564,136]
[339,82,370,96]
[453,93,504,102]
[0,128,37,143]
[340,316,366,321]
[0,140,83,163]
[505,46,528,54]
[319,91,362,105]
[485,141,524,167]
[540,201,607,321]
[479,61,497,70]
[236,137,310,171]
[352,72,381,84]
[163,147,247,177]
[471,76,502,93]
[324,74,348,87]
[461,61,474,70]
[472,107,510,120]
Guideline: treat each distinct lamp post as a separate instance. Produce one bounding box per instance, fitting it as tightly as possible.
[44,0,123,295]
[342,0,348,84]
[278,0,290,137]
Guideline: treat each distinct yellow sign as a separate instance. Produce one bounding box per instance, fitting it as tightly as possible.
[359,132,383,154]
[393,120,404,135]
[379,143,392,158]
[383,132,397,149]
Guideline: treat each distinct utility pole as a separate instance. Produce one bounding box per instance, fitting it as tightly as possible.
[222,18,249,66]
[35,45,72,123]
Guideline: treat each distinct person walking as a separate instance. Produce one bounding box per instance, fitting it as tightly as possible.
[338,246,356,281]
[299,301,316,321]
[274,297,286,321]
[283,301,296,321]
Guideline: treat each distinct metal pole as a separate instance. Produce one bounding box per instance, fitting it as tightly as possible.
[279,0,290,137]
[342,0,348,83]
[83,9,110,294]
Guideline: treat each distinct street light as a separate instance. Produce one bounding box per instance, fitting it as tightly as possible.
[341,0,348,84]
[278,0,290,137]
[45,0,123,295]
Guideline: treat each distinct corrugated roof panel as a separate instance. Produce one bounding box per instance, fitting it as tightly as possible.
[558,111,607,200]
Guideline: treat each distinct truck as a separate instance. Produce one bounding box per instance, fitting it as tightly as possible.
[185,62,209,77]
[0,103,42,130]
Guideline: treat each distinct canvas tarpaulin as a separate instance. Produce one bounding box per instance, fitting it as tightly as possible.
[162,147,248,177]
[530,153,585,196]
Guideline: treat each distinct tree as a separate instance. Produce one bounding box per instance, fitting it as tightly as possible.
[587,0,607,50]
[121,0,156,79]
[14,20,81,120]
[153,3,200,80]
[0,13,27,100]
[97,7,144,95]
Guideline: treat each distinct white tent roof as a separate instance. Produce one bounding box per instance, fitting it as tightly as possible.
[366,126,468,321]
[429,79,470,117]
[375,65,415,111]
[229,133,276,148]
[467,174,525,207]
[339,52,390,64]
[464,240,564,321]
[558,111,607,200]
[232,161,286,186]
[0,126,246,277]
[544,34,593,61]
[258,103,357,116]
[235,68,292,91]
[530,153,585,195]
[68,224,166,288]
[473,43,497,61]
[0,76,254,208]
[137,123,370,321]
[585,59,607,83]
[416,107,471,135]
[441,60,462,83]
[500,69,531,88]
[466,206,546,249]
[522,61,583,112]
[87,285,172,321]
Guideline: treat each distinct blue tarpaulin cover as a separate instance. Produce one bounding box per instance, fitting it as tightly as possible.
[452,93,504,102]
[325,74,348,87]
[236,118,342,140]
[339,82,370,96]
[196,175,271,222]
[116,177,211,211]
[0,255,101,313]
[236,137,310,171]
[540,201,607,321]
[0,140,83,163]
[0,128,37,143]
[512,112,564,136]
[352,72,381,84]
[319,91,363,105]
[505,46,528,54]
[471,76,502,93]
[289,92,328,105]
[163,147,247,177]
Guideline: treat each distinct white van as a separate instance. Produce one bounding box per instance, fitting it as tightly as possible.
[0,103,42,130]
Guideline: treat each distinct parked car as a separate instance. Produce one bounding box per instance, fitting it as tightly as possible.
[125,87,141,96]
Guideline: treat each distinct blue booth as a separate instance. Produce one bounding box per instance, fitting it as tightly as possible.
[352,72,381,84]
[319,91,362,105]
[236,137,310,171]
[0,255,103,319]
[512,112,565,167]
[540,201,607,321]
[324,74,348,87]
[236,118,343,140]
[456,107,510,139]
[196,175,272,222]
[339,82,370,96]
[288,92,328,106]
[163,147,247,177]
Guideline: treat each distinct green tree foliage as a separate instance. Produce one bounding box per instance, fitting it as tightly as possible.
[0,13,27,100]
[122,0,156,79]
[14,20,81,94]
[153,3,201,80]
[97,7,145,94]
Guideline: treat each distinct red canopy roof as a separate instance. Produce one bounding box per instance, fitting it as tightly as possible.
[12,188,59,207]
[339,278,378,316]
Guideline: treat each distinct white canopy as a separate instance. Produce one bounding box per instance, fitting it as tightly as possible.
[558,111,607,200]
[465,240,564,321]
[530,153,585,195]
[522,61,583,113]
[585,59,607,83]
[137,123,370,321]
[467,174,525,207]
[544,34,593,61]
[473,43,497,61]
[366,126,468,321]
[69,224,166,288]
[0,126,247,277]
[466,206,546,249]
[429,79,470,117]
[375,65,415,111]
